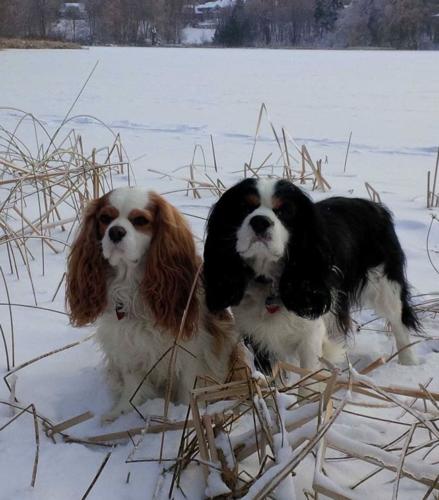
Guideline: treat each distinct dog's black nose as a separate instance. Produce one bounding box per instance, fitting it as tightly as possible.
[249,215,272,235]
[109,225,126,243]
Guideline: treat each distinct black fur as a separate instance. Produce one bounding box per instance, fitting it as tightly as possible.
[204,178,420,335]
[203,179,257,312]
[310,195,421,333]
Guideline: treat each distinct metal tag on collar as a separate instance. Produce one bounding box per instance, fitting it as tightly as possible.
[265,295,281,314]
[115,303,125,320]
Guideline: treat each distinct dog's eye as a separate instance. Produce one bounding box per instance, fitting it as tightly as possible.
[274,204,290,218]
[241,202,254,215]
[99,214,113,225]
[131,216,149,227]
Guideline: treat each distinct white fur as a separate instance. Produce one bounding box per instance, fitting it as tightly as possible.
[95,188,236,422]
[234,179,343,391]
[236,179,289,277]
[236,180,416,367]
[323,266,419,365]
[358,266,418,365]
[101,187,152,266]
[97,263,234,422]
[232,280,344,392]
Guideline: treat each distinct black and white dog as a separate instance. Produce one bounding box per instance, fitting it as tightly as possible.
[203,178,420,373]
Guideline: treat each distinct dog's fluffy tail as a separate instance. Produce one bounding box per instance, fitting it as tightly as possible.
[322,337,346,366]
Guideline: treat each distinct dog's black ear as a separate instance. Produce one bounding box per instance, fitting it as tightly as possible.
[278,185,333,319]
[203,188,253,313]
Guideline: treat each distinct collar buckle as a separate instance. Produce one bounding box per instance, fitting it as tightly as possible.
[115,302,125,321]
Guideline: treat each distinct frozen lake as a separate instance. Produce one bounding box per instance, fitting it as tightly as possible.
[1,46,438,173]
[1,47,439,500]
[2,46,438,288]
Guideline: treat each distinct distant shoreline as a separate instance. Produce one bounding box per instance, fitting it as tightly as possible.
[0,38,81,50]
[1,38,437,51]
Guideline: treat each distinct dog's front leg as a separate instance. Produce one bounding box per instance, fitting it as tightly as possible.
[101,371,156,424]
[297,320,326,401]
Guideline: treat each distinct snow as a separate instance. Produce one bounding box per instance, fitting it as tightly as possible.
[0,46,439,499]
[314,470,362,500]
[195,0,236,14]
[327,428,439,483]
[181,26,215,45]
[215,431,236,470]
[205,468,232,497]
[272,432,297,500]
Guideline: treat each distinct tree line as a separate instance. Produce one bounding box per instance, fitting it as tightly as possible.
[0,0,438,48]
[215,0,439,49]
[0,0,189,44]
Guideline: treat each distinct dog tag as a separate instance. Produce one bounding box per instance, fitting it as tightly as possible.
[115,303,125,320]
[265,295,281,314]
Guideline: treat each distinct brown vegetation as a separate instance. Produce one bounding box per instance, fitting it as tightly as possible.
[0,37,80,49]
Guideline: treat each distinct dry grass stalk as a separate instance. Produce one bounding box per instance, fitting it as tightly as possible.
[0,402,40,487]
[277,361,439,403]
[47,411,95,437]
[343,131,352,174]
[0,112,132,318]
[313,402,352,500]
[3,333,94,392]
[251,399,347,500]
[221,103,331,191]
[81,451,112,500]
[427,147,439,208]
[86,419,193,444]
[392,423,417,500]
[365,182,382,203]
[328,429,439,489]
[2,109,439,498]
[0,266,15,367]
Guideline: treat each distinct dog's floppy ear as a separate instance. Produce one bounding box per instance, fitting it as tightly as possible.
[141,193,200,339]
[66,197,109,326]
[278,185,333,319]
[204,189,253,313]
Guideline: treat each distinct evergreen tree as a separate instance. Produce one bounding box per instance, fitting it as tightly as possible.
[214,0,252,47]
[315,0,344,34]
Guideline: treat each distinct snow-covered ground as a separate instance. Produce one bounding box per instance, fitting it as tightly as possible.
[181,26,216,45]
[0,47,438,499]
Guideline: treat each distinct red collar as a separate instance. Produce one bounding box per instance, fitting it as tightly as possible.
[266,304,281,314]
[116,307,125,320]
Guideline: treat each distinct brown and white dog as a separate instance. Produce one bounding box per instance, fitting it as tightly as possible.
[66,187,243,422]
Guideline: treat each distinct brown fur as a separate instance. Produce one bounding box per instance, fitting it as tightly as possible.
[141,192,200,339]
[66,197,110,326]
[227,342,252,382]
[204,309,234,356]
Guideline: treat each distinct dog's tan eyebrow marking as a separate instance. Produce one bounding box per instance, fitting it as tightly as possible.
[99,205,119,219]
[128,208,153,220]
[272,196,283,209]
[128,208,153,234]
[245,193,260,207]
[96,205,118,238]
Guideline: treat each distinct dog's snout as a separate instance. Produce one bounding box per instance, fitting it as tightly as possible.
[249,215,273,235]
[109,225,127,243]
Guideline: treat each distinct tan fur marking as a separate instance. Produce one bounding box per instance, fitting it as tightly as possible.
[141,192,200,339]
[245,193,260,208]
[97,205,119,238]
[66,194,110,326]
[128,208,153,235]
[272,196,283,210]
[205,310,234,356]
[227,342,252,382]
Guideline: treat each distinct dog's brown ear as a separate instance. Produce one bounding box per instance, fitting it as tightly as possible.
[141,193,200,339]
[66,197,109,326]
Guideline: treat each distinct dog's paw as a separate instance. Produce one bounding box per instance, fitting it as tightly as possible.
[100,407,125,425]
[398,349,420,366]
